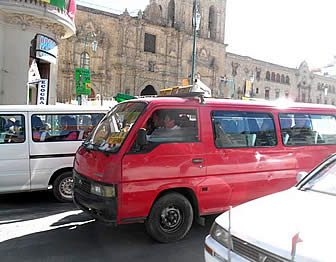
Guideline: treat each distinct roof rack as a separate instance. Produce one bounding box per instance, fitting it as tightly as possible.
[158,79,211,104]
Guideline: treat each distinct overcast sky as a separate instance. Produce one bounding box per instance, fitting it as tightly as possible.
[77,0,336,69]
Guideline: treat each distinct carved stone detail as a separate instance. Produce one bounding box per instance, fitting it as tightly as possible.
[4,13,66,36]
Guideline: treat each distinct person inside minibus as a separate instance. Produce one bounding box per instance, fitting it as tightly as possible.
[60,116,78,141]
[289,115,315,144]
[32,115,44,141]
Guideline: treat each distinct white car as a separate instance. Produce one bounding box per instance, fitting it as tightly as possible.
[205,154,336,262]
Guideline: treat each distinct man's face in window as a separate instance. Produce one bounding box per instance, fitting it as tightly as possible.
[164,114,175,129]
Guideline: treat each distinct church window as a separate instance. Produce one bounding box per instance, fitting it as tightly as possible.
[281,74,285,83]
[256,70,261,81]
[271,72,275,81]
[266,71,270,80]
[276,73,280,82]
[265,88,270,100]
[208,6,216,40]
[168,0,175,27]
[80,52,90,69]
[144,33,156,53]
[286,75,290,84]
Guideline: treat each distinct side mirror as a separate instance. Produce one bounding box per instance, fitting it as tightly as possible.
[297,171,308,183]
[136,128,147,146]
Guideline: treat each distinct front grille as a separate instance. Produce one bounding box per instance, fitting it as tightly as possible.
[74,172,91,194]
[232,236,289,262]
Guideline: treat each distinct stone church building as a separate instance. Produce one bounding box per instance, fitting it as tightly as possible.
[57,0,336,105]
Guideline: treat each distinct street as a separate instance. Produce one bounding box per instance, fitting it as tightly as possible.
[0,192,216,262]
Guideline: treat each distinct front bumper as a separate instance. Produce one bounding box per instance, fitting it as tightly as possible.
[73,171,118,223]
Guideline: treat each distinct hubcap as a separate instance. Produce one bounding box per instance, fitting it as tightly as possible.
[160,206,183,233]
[59,177,73,199]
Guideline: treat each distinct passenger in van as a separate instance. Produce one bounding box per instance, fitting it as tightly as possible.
[145,110,162,135]
[60,116,78,141]
[40,123,51,142]
[32,115,44,141]
[163,111,180,130]
[255,119,276,146]
[288,115,315,145]
[5,117,15,132]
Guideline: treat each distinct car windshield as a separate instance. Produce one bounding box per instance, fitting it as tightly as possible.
[302,160,336,196]
[85,102,146,153]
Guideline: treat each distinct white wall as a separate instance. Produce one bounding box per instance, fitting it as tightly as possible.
[1,23,34,105]
[0,22,59,105]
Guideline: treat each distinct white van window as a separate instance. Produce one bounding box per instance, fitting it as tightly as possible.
[32,113,104,142]
[279,113,336,146]
[212,111,277,148]
[0,115,25,144]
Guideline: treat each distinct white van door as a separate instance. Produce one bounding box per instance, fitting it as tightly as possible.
[0,113,30,193]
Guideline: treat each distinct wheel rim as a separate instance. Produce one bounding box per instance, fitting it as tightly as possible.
[59,177,73,199]
[159,205,183,233]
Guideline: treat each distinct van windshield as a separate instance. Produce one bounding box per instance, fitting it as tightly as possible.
[84,102,146,153]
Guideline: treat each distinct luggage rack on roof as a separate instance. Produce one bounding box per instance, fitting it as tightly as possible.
[158,79,211,104]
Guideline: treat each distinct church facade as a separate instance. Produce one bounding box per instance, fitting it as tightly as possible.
[57,0,336,105]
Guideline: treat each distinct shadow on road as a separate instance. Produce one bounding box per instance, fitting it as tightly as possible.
[0,211,218,262]
[0,191,76,225]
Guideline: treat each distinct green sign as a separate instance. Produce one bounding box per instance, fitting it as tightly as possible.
[75,68,91,96]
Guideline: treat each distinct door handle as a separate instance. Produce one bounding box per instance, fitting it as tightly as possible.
[192,158,203,163]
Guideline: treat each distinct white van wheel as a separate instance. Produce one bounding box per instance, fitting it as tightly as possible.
[53,171,73,203]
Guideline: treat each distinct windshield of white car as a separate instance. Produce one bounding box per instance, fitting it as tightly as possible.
[302,160,336,196]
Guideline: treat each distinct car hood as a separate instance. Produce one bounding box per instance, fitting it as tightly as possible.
[216,187,336,262]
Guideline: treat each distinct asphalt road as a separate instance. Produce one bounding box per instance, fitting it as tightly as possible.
[0,191,217,262]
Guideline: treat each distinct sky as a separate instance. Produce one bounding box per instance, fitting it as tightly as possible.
[77,0,336,69]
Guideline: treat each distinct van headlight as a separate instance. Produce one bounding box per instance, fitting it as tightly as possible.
[91,183,116,198]
[210,223,232,248]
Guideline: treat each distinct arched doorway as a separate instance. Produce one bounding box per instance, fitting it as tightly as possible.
[140,85,157,96]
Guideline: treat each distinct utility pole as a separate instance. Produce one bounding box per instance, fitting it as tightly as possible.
[190,0,201,85]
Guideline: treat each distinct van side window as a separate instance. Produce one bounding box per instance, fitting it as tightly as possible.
[0,115,25,144]
[280,113,336,146]
[212,111,277,148]
[32,113,104,142]
[146,109,199,143]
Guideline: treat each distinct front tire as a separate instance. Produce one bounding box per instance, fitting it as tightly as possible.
[52,171,73,203]
[145,192,193,243]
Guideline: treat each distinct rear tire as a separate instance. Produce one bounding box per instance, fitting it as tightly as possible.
[145,192,193,243]
[52,171,73,203]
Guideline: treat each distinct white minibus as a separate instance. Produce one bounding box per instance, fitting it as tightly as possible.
[0,105,109,202]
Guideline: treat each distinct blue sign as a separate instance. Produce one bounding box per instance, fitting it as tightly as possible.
[36,35,58,64]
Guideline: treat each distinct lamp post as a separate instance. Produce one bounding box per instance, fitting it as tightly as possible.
[190,0,201,85]
[78,32,98,105]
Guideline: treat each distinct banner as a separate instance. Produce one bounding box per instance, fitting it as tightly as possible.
[28,59,41,83]
[67,0,77,21]
[218,78,235,98]
[245,80,252,98]
[37,79,49,105]
[41,0,65,9]
[75,68,91,96]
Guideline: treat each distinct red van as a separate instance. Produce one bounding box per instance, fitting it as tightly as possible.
[73,96,336,242]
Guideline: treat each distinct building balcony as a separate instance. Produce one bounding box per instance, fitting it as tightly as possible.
[0,0,75,38]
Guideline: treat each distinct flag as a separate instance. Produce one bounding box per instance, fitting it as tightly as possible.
[68,0,77,21]
[227,79,235,99]
[245,80,252,98]
[41,0,65,9]
[28,59,41,83]
[291,232,303,260]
